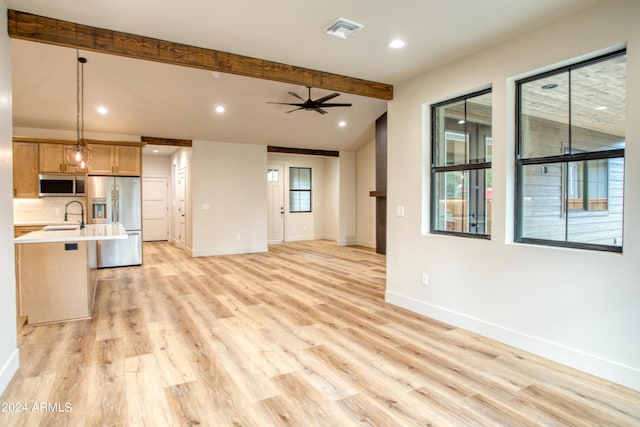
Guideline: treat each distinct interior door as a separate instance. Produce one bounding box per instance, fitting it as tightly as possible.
[142,176,169,241]
[177,167,186,248]
[267,164,284,242]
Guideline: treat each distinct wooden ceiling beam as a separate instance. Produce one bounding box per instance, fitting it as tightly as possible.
[8,10,393,101]
[141,136,192,147]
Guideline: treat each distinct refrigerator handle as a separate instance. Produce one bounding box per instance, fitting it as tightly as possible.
[115,185,120,223]
[111,185,117,223]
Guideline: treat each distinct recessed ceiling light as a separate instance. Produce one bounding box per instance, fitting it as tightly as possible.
[215,105,225,113]
[594,106,608,110]
[97,106,108,115]
[387,39,406,49]
[152,149,160,153]
[339,121,347,127]
[458,120,466,124]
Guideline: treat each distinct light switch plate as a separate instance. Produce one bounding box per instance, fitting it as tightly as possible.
[396,206,405,217]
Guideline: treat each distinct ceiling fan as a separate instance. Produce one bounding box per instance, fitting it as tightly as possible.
[267,86,352,114]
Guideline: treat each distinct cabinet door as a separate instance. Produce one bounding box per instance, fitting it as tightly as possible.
[13,142,39,198]
[114,146,141,176]
[39,143,65,173]
[88,144,115,175]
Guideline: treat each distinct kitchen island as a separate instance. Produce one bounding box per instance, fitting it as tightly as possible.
[15,224,128,325]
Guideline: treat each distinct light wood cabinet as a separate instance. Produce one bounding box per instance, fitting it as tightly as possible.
[18,241,92,325]
[13,142,39,198]
[39,143,83,174]
[88,144,140,176]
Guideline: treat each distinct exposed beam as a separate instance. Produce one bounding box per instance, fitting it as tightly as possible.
[268,146,339,157]
[8,10,393,101]
[141,136,192,147]
[13,136,143,147]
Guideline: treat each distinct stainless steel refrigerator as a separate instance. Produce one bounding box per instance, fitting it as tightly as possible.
[87,176,142,267]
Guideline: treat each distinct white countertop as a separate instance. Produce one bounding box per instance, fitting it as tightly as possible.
[15,224,129,244]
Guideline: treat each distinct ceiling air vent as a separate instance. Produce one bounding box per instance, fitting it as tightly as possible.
[325,17,364,39]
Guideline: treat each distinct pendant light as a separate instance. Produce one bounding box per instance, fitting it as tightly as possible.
[65,51,90,169]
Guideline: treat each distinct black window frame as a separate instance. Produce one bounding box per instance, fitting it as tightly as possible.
[515,49,626,253]
[289,167,312,213]
[430,87,493,239]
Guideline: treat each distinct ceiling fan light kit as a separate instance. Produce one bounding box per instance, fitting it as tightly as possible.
[267,87,352,114]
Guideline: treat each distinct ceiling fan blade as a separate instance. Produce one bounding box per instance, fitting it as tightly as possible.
[318,102,352,108]
[286,107,304,113]
[315,108,328,114]
[267,102,304,107]
[288,91,305,101]
[314,93,340,104]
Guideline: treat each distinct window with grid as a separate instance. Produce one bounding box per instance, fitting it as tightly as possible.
[515,50,626,252]
[289,167,312,213]
[431,88,492,237]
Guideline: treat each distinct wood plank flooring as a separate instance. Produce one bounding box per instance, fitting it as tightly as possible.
[2,240,639,426]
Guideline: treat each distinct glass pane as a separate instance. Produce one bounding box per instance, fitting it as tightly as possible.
[571,54,626,153]
[433,92,492,166]
[467,92,492,164]
[567,158,623,247]
[290,191,311,212]
[267,169,279,182]
[290,167,311,190]
[520,73,569,158]
[433,168,491,235]
[434,99,466,167]
[519,163,566,242]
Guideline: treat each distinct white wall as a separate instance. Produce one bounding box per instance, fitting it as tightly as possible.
[356,139,376,248]
[142,153,171,176]
[192,141,267,256]
[0,0,19,395]
[323,157,339,242]
[387,0,640,390]
[338,151,357,246]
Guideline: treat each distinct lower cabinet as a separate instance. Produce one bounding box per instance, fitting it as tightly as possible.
[18,241,93,325]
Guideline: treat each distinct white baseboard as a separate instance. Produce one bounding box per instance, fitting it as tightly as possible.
[192,245,268,257]
[386,290,640,392]
[0,348,19,395]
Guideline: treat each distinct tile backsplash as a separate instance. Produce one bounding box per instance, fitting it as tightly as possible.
[14,197,86,225]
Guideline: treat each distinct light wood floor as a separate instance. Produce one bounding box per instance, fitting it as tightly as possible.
[2,240,639,426]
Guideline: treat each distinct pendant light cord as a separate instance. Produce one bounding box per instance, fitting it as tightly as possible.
[76,50,85,147]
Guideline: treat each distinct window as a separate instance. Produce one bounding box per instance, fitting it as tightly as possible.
[516,50,626,252]
[289,167,312,212]
[431,89,492,237]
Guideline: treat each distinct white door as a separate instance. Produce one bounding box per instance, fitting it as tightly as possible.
[267,164,284,242]
[142,176,169,241]
[177,167,186,248]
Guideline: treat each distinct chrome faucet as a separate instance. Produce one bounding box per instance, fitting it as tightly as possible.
[64,200,85,230]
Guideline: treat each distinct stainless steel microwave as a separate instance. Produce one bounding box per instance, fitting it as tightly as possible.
[38,174,86,197]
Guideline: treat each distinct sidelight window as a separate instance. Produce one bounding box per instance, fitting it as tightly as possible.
[431,88,492,237]
[515,50,626,252]
[289,167,312,213]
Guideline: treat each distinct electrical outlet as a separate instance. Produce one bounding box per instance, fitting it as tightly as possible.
[421,273,429,286]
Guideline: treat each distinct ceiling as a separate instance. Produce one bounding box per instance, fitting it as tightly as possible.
[8,0,603,152]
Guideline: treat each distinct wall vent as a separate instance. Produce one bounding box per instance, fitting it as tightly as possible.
[325,18,364,39]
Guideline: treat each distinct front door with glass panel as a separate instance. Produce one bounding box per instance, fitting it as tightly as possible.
[267,165,284,242]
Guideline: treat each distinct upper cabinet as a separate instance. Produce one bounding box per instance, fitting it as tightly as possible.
[39,143,84,174]
[87,144,141,176]
[13,142,39,198]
